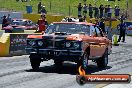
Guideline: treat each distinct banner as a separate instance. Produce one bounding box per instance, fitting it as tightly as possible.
[126,21,132,35]
[10,34,28,55]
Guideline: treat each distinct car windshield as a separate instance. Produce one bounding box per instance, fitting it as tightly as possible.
[11,21,26,26]
[45,23,91,35]
[11,20,33,26]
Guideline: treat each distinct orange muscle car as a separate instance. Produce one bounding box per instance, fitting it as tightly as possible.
[26,22,112,71]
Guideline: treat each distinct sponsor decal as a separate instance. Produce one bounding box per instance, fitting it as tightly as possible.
[10,34,28,54]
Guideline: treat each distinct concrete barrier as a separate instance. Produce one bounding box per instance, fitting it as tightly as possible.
[23,13,120,29]
[0,33,10,56]
[0,33,41,56]
[23,14,65,24]
[23,14,41,23]
[105,20,120,29]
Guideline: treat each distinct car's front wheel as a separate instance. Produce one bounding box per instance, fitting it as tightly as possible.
[97,49,108,68]
[77,52,89,71]
[30,54,41,70]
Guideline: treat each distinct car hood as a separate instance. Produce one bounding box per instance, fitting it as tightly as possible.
[2,25,26,30]
[27,33,104,44]
[41,33,86,41]
[2,25,36,30]
[27,35,43,39]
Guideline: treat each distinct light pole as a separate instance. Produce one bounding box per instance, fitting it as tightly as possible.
[126,0,128,19]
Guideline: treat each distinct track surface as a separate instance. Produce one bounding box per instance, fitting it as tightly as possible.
[0,36,132,88]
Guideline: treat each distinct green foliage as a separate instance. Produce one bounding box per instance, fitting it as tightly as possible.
[0,0,131,16]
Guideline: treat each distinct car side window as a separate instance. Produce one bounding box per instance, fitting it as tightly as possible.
[95,27,102,37]
[90,26,97,36]
[45,24,55,34]
[81,25,90,35]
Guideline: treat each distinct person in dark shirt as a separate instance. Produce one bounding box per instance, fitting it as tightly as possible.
[83,4,88,17]
[2,15,8,28]
[94,6,99,18]
[107,5,112,18]
[99,4,104,18]
[118,20,127,42]
[104,5,108,18]
[114,6,120,19]
[41,6,47,15]
[77,3,82,17]
[99,18,105,33]
[88,4,93,18]
[38,2,42,14]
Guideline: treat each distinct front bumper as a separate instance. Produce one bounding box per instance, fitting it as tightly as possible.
[26,48,84,61]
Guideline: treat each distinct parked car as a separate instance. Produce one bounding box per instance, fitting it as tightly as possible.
[2,19,37,33]
[26,22,112,71]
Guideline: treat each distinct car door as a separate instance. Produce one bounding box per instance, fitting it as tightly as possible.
[89,26,106,58]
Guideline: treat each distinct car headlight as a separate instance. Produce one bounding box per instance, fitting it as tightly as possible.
[66,42,71,48]
[38,41,43,46]
[73,42,80,49]
[28,40,36,46]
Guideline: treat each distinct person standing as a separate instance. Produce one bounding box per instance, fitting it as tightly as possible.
[37,15,48,32]
[7,14,12,25]
[118,20,127,42]
[83,4,88,17]
[104,5,108,18]
[41,6,47,15]
[99,18,106,33]
[2,15,8,28]
[107,5,112,18]
[88,4,93,18]
[99,4,104,18]
[114,6,120,19]
[77,3,83,17]
[94,6,99,18]
[38,2,42,14]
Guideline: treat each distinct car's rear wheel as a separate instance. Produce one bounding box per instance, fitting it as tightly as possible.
[97,49,108,68]
[30,54,41,70]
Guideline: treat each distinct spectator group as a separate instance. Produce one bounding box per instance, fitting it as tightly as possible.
[77,3,120,19]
